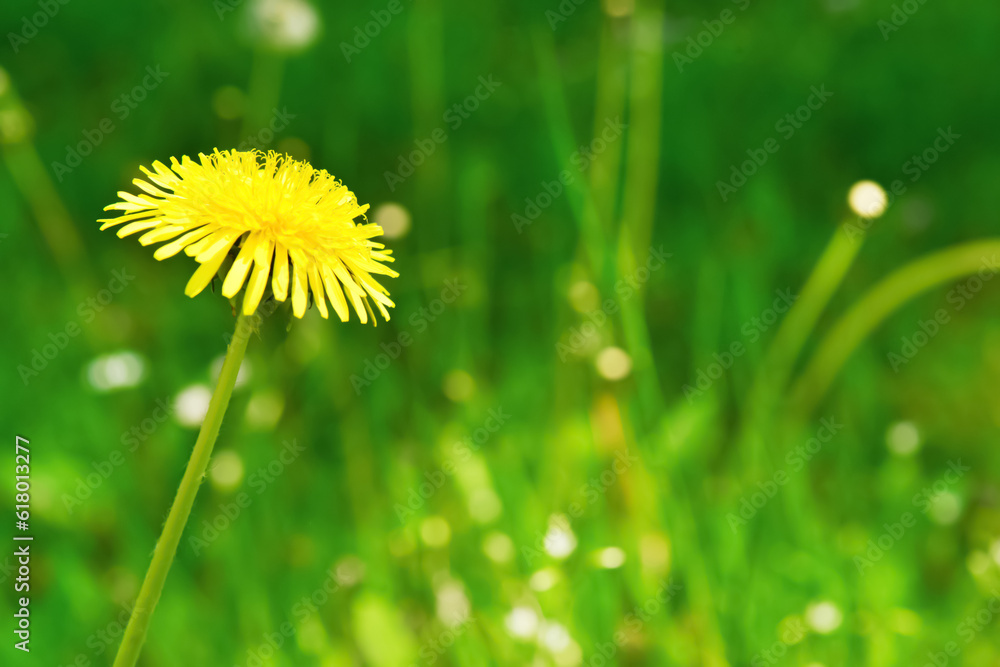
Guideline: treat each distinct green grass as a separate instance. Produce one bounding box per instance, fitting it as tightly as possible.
[3,0,1000,665]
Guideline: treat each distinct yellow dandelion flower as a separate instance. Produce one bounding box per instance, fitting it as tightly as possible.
[99,149,397,322]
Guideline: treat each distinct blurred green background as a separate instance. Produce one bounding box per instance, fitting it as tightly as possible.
[3,0,1000,665]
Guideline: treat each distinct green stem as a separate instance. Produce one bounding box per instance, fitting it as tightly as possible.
[531,27,608,279]
[616,0,667,425]
[734,221,866,653]
[240,48,285,142]
[791,239,1000,419]
[113,314,253,667]
[746,221,864,422]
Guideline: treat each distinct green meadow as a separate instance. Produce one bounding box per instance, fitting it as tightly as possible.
[2,0,1000,665]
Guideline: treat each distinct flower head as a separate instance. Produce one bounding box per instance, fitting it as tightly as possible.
[847,180,888,219]
[100,149,396,323]
[252,0,321,51]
